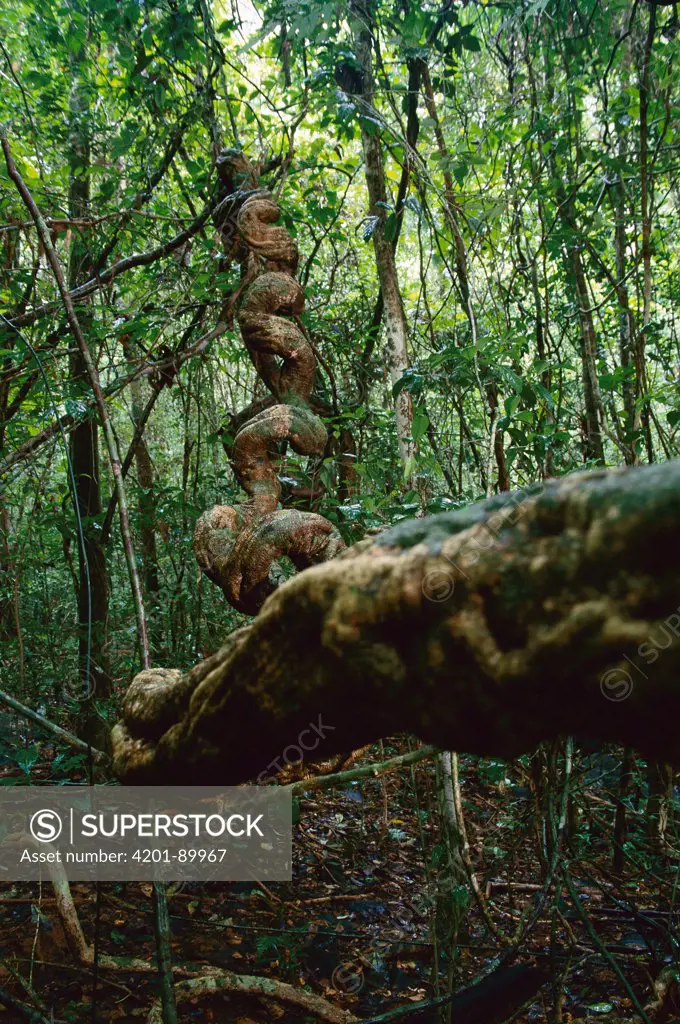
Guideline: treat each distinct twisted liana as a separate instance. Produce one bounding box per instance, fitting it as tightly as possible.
[194,154,345,615]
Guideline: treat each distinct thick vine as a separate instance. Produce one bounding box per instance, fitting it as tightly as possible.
[193,151,345,615]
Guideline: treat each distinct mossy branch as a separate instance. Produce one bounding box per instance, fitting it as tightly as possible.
[113,461,680,784]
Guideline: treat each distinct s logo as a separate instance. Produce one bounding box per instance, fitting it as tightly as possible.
[30,809,63,843]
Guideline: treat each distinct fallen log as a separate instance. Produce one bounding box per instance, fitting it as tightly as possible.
[112,461,680,784]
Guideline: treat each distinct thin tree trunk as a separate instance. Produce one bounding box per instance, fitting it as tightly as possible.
[0,506,14,641]
[646,759,673,857]
[636,2,656,462]
[637,10,670,850]
[335,427,359,503]
[66,41,112,712]
[613,137,636,465]
[152,879,179,1024]
[122,337,161,654]
[351,7,415,479]
[540,40,605,467]
[612,747,635,874]
[566,241,606,465]
[0,133,150,677]
[530,257,555,478]
[123,340,160,598]
[421,66,509,492]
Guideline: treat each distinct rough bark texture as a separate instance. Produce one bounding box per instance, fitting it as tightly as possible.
[114,460,680,784]
[193,152,344,615]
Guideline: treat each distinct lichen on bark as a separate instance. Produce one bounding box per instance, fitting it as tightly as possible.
[113,460,680,784]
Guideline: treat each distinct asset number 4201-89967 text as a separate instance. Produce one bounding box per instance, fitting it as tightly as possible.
[132,849,230,863]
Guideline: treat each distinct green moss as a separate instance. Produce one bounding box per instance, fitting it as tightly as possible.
[377,484,544,552]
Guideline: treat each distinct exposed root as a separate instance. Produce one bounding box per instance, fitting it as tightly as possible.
[146,970,359,1024]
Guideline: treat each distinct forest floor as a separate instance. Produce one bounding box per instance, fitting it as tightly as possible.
[0,739,674,1023]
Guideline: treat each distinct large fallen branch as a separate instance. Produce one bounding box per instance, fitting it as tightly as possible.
[112,461,680,784]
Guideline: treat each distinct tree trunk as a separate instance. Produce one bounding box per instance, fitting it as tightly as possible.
[335,427,359,504]
[352,9,415,478]
[636,3,656,463]
[0,506,14,642]
[529,257,555,479]
[613,137,636,465]
[123,337,161,652]
[540,42,605,467]
[612,746,635,874]
[565,239,606,466]
[646,758,673,858]
[122,340,160,597]
[67,42,112,711]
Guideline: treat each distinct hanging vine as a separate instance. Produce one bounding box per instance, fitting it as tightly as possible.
[193,151,345,615]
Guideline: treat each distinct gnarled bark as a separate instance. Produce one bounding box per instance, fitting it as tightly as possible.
[194,152,343,615]
[114,460,680,784]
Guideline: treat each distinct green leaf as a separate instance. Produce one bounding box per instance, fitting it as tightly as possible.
[532,381,555,410]
[384,212,399,242]
[495,365,524,393]
[393,370,424,397]
[412,408,429,443]
[11,746,39,775]
[461,33,481,52]
[358,115,381,137]
[362,216,379,241]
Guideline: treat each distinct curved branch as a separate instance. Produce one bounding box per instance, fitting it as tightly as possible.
[147,971,358,1024]
[113,460,680,783]
[8,198,220,330]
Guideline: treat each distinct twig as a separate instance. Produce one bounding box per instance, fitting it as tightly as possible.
[8,196,220,331]
[0,413,76,479]
[0,688,107,762]
[561,864,651,1023]
[0,986,52,1024]
[0,959,50,1018]
[0,319,227,482]
[40,856,355,1023]
[284,745,437,796]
